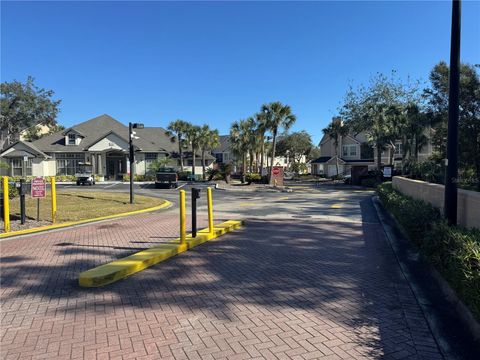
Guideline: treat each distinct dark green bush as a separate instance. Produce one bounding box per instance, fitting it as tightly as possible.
[177,171,191,181]
[377,182,480,320]
[360,178,379,188]
[206,168,223,181]
[245,173,262,184]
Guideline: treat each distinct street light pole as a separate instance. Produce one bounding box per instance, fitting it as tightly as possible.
[129,122,134,204]
[128,122,145,205]
[444,0,461,226]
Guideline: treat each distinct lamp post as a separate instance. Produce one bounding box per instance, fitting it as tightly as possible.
[129,122,144,204]
[444,0,461,226]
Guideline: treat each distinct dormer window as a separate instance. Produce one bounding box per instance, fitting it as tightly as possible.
[68,133,76,145]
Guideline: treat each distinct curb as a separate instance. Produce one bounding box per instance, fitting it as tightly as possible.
[79,220,243,287]
[0,200,172,239]
[372,196,480,359]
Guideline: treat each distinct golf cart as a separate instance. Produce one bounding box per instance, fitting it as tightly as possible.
[75,162,96,186]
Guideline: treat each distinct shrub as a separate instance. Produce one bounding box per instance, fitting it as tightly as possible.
[245,173,262,185]
[206,168,223,181]
[360,178,379,188]
[122,174,155,182]
[377,182,480,320]
[177,171,191,181]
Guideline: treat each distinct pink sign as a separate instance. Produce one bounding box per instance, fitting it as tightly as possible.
[31,177,46,198]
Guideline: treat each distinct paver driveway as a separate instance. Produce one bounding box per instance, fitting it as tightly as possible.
[0,192,443,359]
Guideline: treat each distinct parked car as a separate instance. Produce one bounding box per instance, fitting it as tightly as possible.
[155,167,178,189]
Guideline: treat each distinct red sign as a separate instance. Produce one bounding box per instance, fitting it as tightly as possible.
[272,167,281,175]
[31,177,46,198]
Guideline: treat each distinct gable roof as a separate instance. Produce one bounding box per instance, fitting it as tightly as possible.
[213,135,231,153]
[0,140,50,158]
[31,114,174,153]
[311,156,332,164]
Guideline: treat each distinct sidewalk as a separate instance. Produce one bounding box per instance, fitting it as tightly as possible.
[0,207,443,359]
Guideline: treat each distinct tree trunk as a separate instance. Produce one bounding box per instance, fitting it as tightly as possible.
[255,151,260,173]
[249,151,253,173]
[241,153,246,183]
[334,140,339,178]
[192,149,196,177]
[202,149,206,180]
[376,144,382,176]
[389,142,395,166]
[269,130,278,185]
[260,135,265,176]
[414,134,419,161]
[178,136,184,172]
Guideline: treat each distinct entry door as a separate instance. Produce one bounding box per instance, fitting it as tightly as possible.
[107,160,115,179]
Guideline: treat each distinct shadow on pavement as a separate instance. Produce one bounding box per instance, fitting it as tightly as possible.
[0,197,443,358]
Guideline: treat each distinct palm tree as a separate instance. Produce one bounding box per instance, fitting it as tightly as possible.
[261,102,296,184]
[244,117,259,173]
[255,112,269,174]
[322,117,349,177]
[230,119,250,183]
[165,119,189,172]
[185,124,202,177]
[198,125,220,180]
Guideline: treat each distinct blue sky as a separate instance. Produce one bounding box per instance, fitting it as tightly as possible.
[1,1,479,145]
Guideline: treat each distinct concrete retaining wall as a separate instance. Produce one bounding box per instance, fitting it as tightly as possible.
[392,176,480,230]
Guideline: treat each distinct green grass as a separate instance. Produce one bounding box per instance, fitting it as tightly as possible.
[7,191,165,223]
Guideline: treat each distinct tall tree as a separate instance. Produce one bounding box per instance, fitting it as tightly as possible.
[185,124,202,177]
[255,112,269,174]
[322,118,349,176]
[1,76,61,148]
[165,119,189,172]
[230,119,250,183]
[424,61,480,189]
[198,125,220,180]
[276,131,313,166]
[341,72,413,170]
[261,102,296,184]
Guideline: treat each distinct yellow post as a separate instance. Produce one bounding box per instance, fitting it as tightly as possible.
[207,187,214,236]
[179,189,186,244]
[51,176,57,223]
[2,177,10,233]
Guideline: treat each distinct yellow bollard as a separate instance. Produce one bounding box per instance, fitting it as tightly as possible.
[51,176,57,223]
[2,177,10,233]
[207,187,214,236]
[179,189,186,244]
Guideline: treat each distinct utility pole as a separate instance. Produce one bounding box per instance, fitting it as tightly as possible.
[129,122,134,204]
[444,0,461,226]
[129,122,144,204]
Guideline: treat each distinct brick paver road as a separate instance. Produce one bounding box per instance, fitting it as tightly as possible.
[0,195,443,359]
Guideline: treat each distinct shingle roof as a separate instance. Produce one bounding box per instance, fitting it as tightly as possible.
[311,156,332,164]
[0,140,50,158]
[32,114,174,153]
[213,135,231,153]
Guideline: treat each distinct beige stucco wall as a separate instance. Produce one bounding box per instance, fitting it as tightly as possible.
[89,133,129,152]
[392,176,480,230]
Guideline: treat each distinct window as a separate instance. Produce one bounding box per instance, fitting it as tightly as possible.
[342,145,357,157]
[145,153,158,174]
[68,133,76,145]
[394,144,404,156]
[56,153,84,175]
[214,153,223,163]
[145,153,157,160]
[10,158,32,176]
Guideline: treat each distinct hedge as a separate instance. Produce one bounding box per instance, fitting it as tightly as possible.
[377,182,480,321]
